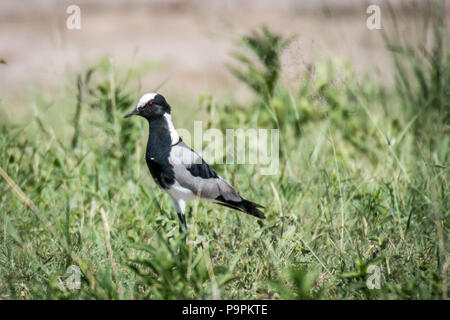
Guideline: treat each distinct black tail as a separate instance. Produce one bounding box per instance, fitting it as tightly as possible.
[215,197,265,219]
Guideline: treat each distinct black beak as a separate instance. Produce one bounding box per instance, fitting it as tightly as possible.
[123,108,139,119]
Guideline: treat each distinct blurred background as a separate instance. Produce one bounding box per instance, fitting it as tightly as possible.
[0,0,422,102]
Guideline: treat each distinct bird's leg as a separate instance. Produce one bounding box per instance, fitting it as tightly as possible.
[176,212,187,245]
[177,212,187,233]
[171,198,188,242]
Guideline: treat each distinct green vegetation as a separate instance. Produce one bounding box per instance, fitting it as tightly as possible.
[0,2,448,299]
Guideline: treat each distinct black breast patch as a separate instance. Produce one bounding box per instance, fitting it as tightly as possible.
[146,117,175,189]
[146,157,175,188]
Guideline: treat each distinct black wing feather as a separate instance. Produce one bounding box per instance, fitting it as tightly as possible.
[186,158,218,179]
[215,196,265,219]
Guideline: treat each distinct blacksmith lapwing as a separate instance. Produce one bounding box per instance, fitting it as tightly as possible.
[124,93,265,232]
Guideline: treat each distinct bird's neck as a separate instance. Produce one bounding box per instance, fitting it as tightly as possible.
[162,113,180,144]
[147,113,180,150]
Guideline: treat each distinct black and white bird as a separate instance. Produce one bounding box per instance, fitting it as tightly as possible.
[124,93,265,232]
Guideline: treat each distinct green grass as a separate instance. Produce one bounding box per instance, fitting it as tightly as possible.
[0,3,448,300]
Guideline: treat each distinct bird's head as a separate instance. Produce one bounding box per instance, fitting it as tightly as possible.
[123,93,171,119]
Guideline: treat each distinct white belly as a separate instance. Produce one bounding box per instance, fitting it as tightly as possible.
[166,181,195,213]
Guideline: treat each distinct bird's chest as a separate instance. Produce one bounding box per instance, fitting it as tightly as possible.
[145,138,175,189]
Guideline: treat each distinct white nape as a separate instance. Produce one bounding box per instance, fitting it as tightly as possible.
[164,113,180,145]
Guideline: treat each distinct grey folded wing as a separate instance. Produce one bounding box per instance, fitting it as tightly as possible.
[169,142,242,202]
